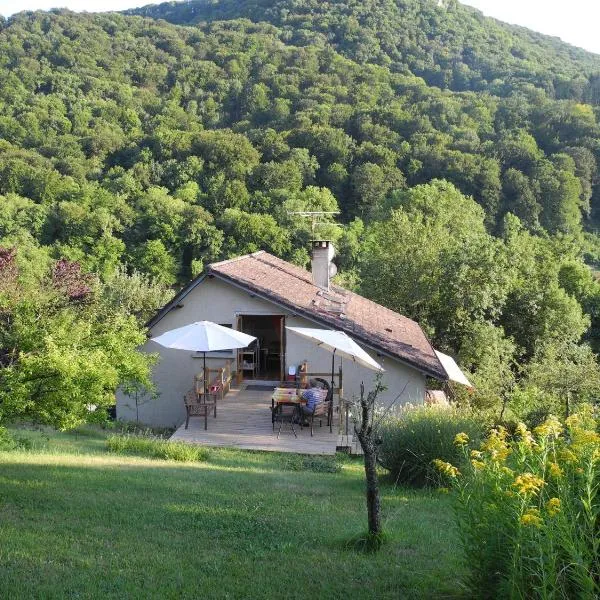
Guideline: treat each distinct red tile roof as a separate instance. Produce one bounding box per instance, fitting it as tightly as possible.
[206,252,446,379]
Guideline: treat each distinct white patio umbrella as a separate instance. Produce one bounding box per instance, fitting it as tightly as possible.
[434,350,472,388]
[286,327,384,391]
[151,321,256,393]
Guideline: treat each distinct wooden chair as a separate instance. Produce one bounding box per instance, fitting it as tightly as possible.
[195,373,220,409]
[221,360,233,396]
[184,390,217,431]
[299,385,331,436]
[310,378,334,432]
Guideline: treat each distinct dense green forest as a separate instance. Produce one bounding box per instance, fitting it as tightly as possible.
[130,0,600,104]
[2,0,600,425]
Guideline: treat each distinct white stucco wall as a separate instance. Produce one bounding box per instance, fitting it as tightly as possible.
[116,276,427,427]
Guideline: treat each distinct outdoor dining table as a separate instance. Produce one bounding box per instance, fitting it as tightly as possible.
[271,387,306,437]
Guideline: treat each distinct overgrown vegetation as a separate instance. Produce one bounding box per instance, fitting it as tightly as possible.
[106,433,210,462]
[0,425,30,451]
[0,247,161,429]
[436,409,600,599]
[378,406,486,487]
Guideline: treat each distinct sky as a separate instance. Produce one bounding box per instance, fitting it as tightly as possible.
[1,0,599,56]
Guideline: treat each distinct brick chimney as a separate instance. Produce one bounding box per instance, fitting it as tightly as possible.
[311,240,336,290]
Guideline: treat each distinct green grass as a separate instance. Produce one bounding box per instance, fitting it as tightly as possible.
[0,426,467,599]
[106,433,210,462]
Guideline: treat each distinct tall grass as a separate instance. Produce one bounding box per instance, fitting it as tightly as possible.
[0,426,31,451]
[106,433,209,462]
[378,406,486,487]
[437,407,600,599]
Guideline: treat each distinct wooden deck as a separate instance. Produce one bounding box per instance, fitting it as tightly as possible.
[170,384,346,455]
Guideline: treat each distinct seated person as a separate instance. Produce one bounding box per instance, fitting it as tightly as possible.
[300,380,327,417]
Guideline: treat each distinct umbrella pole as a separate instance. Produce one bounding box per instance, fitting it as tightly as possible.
[331,349,336,392]
[204,352,208,395]
[330,349,336,433]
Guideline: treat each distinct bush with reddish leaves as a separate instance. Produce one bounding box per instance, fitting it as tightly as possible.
[0,246,18,285]
[51,258,93,301]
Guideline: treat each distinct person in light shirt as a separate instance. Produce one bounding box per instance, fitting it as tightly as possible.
[300,379,326,419]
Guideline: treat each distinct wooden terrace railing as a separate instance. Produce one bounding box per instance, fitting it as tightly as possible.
[195,359,234,401]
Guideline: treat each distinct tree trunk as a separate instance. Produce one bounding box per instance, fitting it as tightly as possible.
[354,382,382,537]
[362,437,381,536]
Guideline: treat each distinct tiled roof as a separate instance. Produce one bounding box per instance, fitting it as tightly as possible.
[207,252,446,379]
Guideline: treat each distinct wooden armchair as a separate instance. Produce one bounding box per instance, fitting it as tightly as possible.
[184,389,217,431]
[195,373,219,405]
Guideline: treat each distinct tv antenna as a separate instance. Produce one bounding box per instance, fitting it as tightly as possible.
[288,211,340,238]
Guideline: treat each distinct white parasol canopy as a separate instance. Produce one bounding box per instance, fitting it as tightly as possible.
[286,327,384,374]
[434,350,472,388]
[152,321,256,392]
[152,321,255,352]
[286,327,383,434]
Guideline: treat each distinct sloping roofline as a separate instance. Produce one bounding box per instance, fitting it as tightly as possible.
[147,251,447,380]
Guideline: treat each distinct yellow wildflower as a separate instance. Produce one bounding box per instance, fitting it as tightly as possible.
[481,427,511,463]
[566,406,596,431]
[572,429,600,446]
[521,509,543,528]
[534,416,563,439]
[546,497,561,517]
[548,462,563,478]
[564,414,580,429]
[471,459,485,470]
[470,449,483,459]
[513,472,545,496]
[433,459,460,478]
[557,448,577,464]
[515,422,535,446]
[501,466,514,476]
[454,432,470,446]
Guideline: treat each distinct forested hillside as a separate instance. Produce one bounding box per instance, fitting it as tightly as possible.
[2,1,600,424]
[129,0,600,103]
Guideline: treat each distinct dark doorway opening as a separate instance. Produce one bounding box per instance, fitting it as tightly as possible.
[237,315,285,381]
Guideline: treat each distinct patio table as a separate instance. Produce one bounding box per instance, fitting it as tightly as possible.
[271,387,306,437]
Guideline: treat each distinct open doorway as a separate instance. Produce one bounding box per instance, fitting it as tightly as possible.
[237,315,285,381]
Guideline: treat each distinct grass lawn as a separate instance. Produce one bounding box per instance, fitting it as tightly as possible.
[0,426,466,599]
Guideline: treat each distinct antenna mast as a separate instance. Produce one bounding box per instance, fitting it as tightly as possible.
[288,211,340,239]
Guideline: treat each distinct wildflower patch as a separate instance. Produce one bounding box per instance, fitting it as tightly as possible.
[435,408,600,599]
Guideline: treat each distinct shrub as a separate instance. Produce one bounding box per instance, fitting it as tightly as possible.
[0,426,32,451]
[106,434,209,462]
[107,420,176,438]
[0,426,19,450]
[437,408,600,599]
[378,406,486,487]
